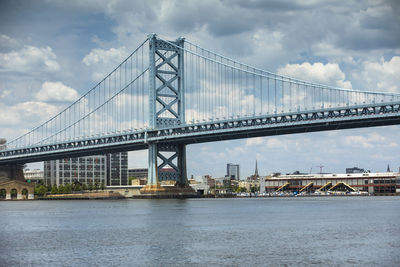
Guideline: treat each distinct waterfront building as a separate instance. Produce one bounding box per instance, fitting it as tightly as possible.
[227,163,240,180]
[44,152,128,186]
[239,179,260,192]
[44,156,106,186]
[189,181,210,195]
[128,168,148,179]
[130,178,147,185]
[203,175,215,188]
[106,153,128,186]
[23,169,44,184]
[263,172,400,194]
[1,165,34,200]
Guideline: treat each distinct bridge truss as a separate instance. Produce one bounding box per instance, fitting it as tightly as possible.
[1,34,400,186]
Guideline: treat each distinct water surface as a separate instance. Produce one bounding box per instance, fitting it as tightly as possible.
[1,197,399,266]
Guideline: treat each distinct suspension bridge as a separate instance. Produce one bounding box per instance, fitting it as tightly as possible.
[1,34,400,190]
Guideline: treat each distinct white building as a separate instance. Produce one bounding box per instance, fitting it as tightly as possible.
[23,169,44,184]
[264,172,400,194]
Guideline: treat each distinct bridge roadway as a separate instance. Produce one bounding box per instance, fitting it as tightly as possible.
[1,101,399,165]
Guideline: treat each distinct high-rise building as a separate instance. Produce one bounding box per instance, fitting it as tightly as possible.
[107,152,128,186]
[227,163,240,180]
[44,152,128,186]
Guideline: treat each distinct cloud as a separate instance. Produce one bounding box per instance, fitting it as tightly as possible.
[343,132,386,149]
[82,46,129,81]
[0,35,20,52]
[359,56,400,93]
[35,81,80,102]
[0,44,60,73]
[0,101,60,128]
[0,90,11,99]
[245,137,264,146]
[277,62,352,89]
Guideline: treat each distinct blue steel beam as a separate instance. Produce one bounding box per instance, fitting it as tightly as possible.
[1,102,399,165]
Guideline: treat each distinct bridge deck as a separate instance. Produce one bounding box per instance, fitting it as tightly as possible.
[1,102,399,165]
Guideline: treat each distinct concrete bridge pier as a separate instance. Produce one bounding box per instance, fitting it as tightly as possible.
[140,143,195,196]
[0,164,25,181]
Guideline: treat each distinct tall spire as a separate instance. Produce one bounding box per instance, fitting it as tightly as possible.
[387,164,391,172]
[255,160,259,177]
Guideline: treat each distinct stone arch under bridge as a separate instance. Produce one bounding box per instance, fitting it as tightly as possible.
[0,166,34,200]
[0,179,34,200]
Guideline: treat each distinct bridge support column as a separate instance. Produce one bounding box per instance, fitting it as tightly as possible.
[141,143,165,193]
[0,164,25,181]
[141,35,194,196]
[141,143,189,193]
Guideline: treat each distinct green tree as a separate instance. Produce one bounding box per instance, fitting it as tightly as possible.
[100,182,105,190]
[236,186,247,193]
[34,185,47,196]
[74,183,82,192]
[58,185,65,194]
[64,183,72,194]
[88,183,93,191]
[51,185,59,194]
[82,184,88,191]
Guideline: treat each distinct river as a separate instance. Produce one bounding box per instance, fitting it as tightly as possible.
[1,196,399,266]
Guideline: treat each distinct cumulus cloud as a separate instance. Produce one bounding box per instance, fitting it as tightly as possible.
[277,62,352,89]
[360,56,400,93]
[0,101,60,128]
[82,46,129,81]
[35,81,80,102]
[0,44,60,73]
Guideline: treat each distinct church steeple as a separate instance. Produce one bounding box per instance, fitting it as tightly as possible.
[255,160,259,177]
[387,164,391,172]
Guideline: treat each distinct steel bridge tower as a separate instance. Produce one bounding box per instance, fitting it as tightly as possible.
[145,34,187,190]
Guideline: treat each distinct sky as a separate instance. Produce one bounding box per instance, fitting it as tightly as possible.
[0,0,400,178]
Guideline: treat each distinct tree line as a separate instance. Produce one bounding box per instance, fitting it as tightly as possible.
[34,182,106,196]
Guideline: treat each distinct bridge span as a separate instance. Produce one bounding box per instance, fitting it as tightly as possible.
[1,34,400,189]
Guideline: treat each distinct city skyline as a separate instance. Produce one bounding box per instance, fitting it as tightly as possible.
[1,1,400,178]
